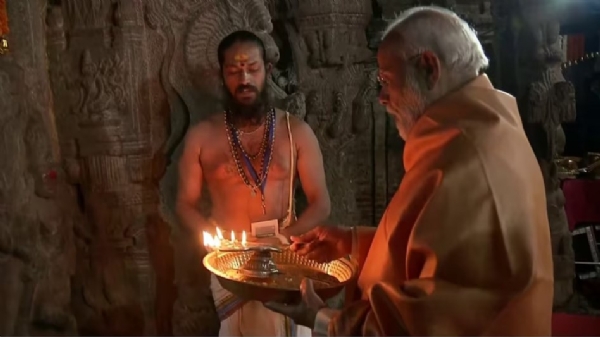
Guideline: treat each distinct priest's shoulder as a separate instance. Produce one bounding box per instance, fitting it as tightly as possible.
[183,114,222,147]
[275,108,315,137]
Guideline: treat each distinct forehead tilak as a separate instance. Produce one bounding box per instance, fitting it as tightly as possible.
[234,53,249,62]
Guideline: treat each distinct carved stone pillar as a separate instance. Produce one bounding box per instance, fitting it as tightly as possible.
[47,0,175,334]
[0,0,78,335]
[275,0,375,226]
[492,0,576,308]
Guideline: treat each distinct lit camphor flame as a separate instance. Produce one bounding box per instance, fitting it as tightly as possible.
[203,231,221,249]
[203,227,247,251]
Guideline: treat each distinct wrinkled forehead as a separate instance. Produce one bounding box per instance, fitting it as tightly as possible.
[223,42,263,67]
[376,45,398,75]
[377,33,406,74]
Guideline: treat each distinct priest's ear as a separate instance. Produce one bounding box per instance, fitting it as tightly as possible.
[416,51,441,90]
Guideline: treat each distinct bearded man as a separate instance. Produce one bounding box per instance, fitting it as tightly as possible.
[176,30,330,336]
[265,6,554,336]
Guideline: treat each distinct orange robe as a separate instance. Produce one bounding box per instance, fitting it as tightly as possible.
[318,75,554,336]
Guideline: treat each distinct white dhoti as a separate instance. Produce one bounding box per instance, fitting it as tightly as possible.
[210,275,312,337]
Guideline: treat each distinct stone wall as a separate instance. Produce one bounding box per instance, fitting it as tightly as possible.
[0,0,78,335]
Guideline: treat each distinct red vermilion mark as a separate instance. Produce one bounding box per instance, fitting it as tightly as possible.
[44,170,57,180]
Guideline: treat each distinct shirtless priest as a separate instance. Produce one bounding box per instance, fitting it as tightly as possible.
[265,6,554,336]
[176,31,330,337]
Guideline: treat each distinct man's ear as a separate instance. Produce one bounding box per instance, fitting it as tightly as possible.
[417,51,440,90]
[265,62,273,74]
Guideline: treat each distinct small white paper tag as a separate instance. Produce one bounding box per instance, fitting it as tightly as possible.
[251,219,279,238]
[275,233,290,245]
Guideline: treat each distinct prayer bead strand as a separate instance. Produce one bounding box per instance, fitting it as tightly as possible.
[224,109,276,214]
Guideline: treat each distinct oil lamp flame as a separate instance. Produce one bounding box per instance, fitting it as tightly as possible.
[203,228,247,251]
[202,231,221,249]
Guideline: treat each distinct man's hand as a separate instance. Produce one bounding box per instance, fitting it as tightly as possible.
[263,278,326,328]
[290,226,352,263]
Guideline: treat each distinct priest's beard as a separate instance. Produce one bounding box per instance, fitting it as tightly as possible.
[223,82,272,126]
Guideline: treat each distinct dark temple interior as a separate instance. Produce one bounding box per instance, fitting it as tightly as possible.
[0,0,599,335]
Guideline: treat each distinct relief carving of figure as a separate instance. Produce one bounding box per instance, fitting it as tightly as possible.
[277,0,377,226]
[518,13,576,307]
[351,68,378,133]
[74,50,127,127]
[46,6,66,51]
[326,91,346,138]
[280,91,307,120]
[305,90,324,131]
[525,69,576,161]
[293,0,373,67]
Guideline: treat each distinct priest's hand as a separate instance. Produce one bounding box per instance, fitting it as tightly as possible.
[290,226,352,263]
[263,278,326,328]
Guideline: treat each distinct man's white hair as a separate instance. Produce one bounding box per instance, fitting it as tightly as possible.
[383,6,489,78]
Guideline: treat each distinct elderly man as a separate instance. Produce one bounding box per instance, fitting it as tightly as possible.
[265,6,554,336]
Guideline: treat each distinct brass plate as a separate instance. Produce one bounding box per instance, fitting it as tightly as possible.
[203,249,357,303]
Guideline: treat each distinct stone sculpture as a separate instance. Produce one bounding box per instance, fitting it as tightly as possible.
[493,0,576,308]
[0,0,78,335]
[47,0,173,334]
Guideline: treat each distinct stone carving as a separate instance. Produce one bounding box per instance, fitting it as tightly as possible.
[277,0,408,226]
[25,117,59,199]
[353,66,394,224]
[280,0,377,225]
[493,0,575,308]
[45,0,174,335]
[0,0,79,334]
[293,0,373,67]
[280,91,307,120]
[0,64,29,337]
[74,50,127,127]
[24,115,78,335]
[525,71,576,158]
[64,0,111,30]
[305,90,324,131]
[352,67,378,133]
[270,67,306,120]
[63,0,113,47]
[271,66,298,94]
[524,71,577,308]
[184,0,279,98]
[113,0,144,28]
[46,6,66,51]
